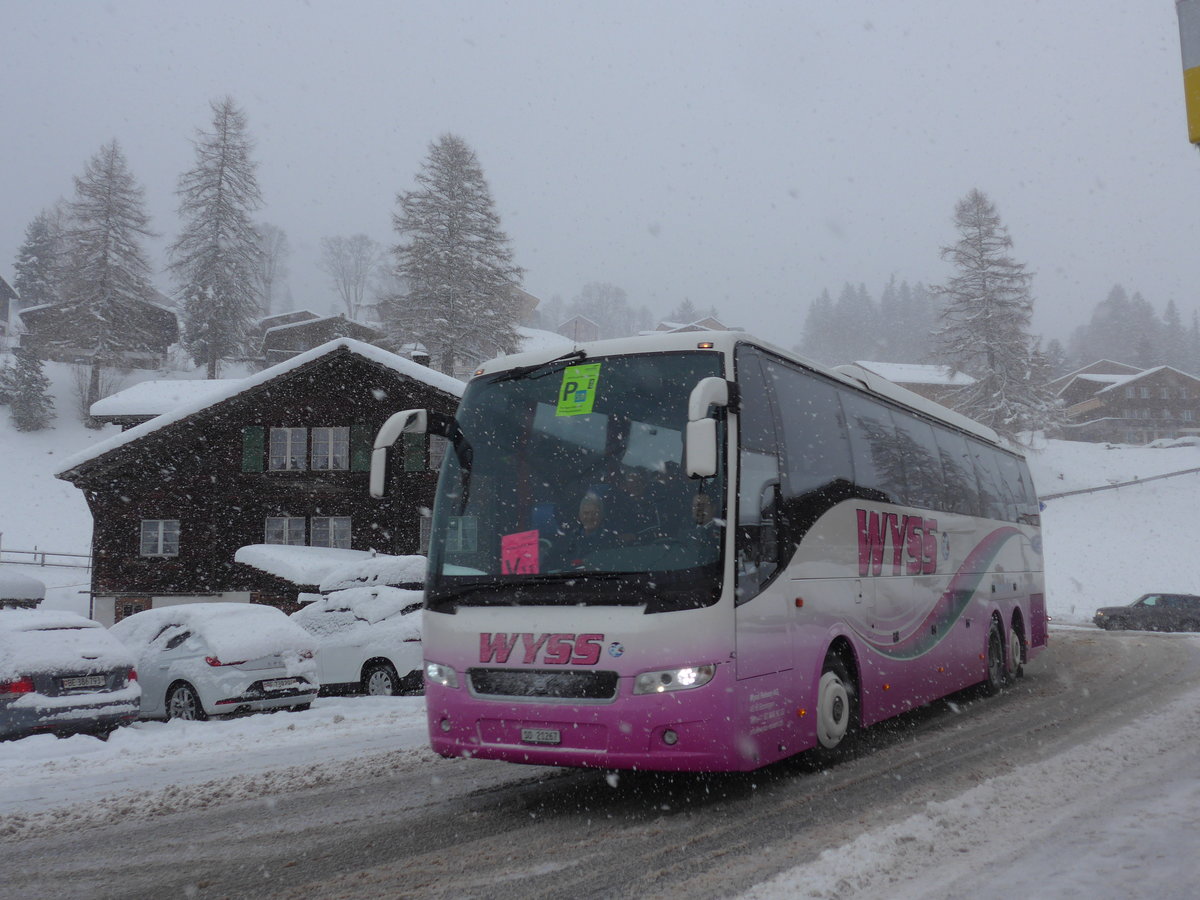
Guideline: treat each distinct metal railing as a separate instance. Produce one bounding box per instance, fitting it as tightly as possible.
[0,547,92,569]
[1040,466,1200,501]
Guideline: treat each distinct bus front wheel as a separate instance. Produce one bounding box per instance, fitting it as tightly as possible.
[815,655,858,754]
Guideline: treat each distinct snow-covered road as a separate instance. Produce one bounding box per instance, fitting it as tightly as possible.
[3,628,1198,900]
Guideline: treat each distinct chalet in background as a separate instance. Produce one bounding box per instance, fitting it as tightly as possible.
[18,296,179,369]
[56,339,462,625]
[1052,361,1200,444]
[852,361,975,408]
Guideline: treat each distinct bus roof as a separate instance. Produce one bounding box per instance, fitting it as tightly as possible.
[472,331,1008,452]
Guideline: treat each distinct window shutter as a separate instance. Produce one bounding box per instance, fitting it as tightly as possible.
[350,424,373,472]
[242,427,264,472]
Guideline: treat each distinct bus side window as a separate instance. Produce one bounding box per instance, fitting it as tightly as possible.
[765,361,854,500]
[890,412,945,511]
[841,393,904,503]
[932,428,981,517]
[735,348,782,601]
[968,440,1008,521]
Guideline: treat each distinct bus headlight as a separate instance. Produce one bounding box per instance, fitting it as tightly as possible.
[634,665,716,695]
[425,662,459,689]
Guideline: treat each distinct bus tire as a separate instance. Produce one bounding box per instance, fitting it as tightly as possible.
[1006,623,1024,682]
[814,653,858,756]
[983,620,1005,696]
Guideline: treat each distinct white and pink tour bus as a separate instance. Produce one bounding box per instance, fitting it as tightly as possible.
[371,331,1046,772]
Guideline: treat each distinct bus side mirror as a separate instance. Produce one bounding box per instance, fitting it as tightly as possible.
[686,377,730,478]
[370,409,428,498]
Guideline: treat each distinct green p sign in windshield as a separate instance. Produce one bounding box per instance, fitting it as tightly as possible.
[556,363,602,416]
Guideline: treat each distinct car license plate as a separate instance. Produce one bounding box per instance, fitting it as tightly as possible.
[61,675,106,689]
[521,728,561,745]
[262,678,297,692]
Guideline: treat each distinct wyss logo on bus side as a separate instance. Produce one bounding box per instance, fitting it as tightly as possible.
[856,509,939,577]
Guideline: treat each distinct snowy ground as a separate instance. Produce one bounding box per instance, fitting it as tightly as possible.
[4,360,1200,896]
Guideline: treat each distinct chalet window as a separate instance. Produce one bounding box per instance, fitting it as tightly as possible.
[311,516,352,549]
[140,519,180,557]
[265,516,306,545]
[311,427,350,471]
[402,433,425,471]
[429,436,449,472]
[419,514,432,554]
[1140,387,1151,399]
[1184,410,1195,422]
[1162,409,1171,419]
[1161,388,1172,400]
[269,428,308,471]
[1125,387,1136,399]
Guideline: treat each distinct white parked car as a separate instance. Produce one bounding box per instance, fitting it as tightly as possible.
[292,586,423,696]
[0,609,140,740]
[110,603,319,720]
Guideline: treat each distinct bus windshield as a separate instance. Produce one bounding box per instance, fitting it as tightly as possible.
[426,350,726,612]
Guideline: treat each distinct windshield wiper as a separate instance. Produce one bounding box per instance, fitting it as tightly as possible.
[488,348,587,384]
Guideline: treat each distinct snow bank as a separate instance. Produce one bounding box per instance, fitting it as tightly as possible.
[319,553,426,592]
[234,544,375,587]
[0,568,45,601]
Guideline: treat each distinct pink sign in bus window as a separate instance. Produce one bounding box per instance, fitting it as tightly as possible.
[501,530,540,574]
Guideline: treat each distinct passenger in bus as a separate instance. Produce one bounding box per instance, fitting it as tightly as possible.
[561,492,616,568]
[677,491,723,558]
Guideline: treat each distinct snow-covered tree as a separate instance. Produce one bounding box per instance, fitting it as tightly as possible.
[319,234,382,322]
[253,222,290,318]
[13,206,68,310]
[169,96,264,377]
[8,347,54,431]
[932,189,1060,442]
[57,140,160,419]
[381,134,524,374]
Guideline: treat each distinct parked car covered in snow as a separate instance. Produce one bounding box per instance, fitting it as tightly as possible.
[1093,593,1200,632]
[290,553,425,696]
[0,609,140,740]
[110,604,319,720]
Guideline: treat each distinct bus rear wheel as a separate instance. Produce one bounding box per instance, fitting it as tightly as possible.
[815,654,858,755]
[1006,624,1024,682]
[983,620,1005,696]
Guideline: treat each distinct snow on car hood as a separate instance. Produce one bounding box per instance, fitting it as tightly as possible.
[0,610,134,680]
[319,555,427,593]
[110,603,317,662]
[292,586,422,638]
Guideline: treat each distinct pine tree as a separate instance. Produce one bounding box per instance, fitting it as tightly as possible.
[254,223,290,318]
[798,289,836,363]
[1162,300,1186,370]
[932,189,1060,442]
[319,234,382,322]
[9,347,55,431]
[381,134,524,375]
[58,141,160,420]
[13,208,67,309]
[169,96,264,377]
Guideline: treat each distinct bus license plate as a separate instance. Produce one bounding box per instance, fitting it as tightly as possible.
[262,678,297,692]
[521,728,561,745]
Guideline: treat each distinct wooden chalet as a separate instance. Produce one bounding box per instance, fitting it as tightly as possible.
[56,339,463,625]
[18,297,179,368]
[0,275,17,350]
[853,361,976,408]
[260,313,390,365]
[1055,363,1200,444]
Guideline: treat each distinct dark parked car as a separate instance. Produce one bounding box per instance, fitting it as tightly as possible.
[0,609,141,740]
[1094,594,1200,632]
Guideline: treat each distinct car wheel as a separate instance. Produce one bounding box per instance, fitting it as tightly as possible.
[363,662,400,696]
[1006,624,1024,682]
[983,619,1005,696]
[166,683,207,721]
[813,652,858,758]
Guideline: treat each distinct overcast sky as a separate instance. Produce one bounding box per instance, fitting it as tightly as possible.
[4,1,1198,347]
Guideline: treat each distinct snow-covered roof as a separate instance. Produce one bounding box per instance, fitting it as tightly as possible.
[1096,365,1200,395]
[109,602,315,663]
[263,315,381,336]
[56,338,465,476]
[90,379,242,418]
[854,361,975,387]
[0,568,46,601]
[517,326,575,356]
[234,544,379,587]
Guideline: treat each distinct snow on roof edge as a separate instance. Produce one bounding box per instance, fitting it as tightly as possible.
[56,338,464,476]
